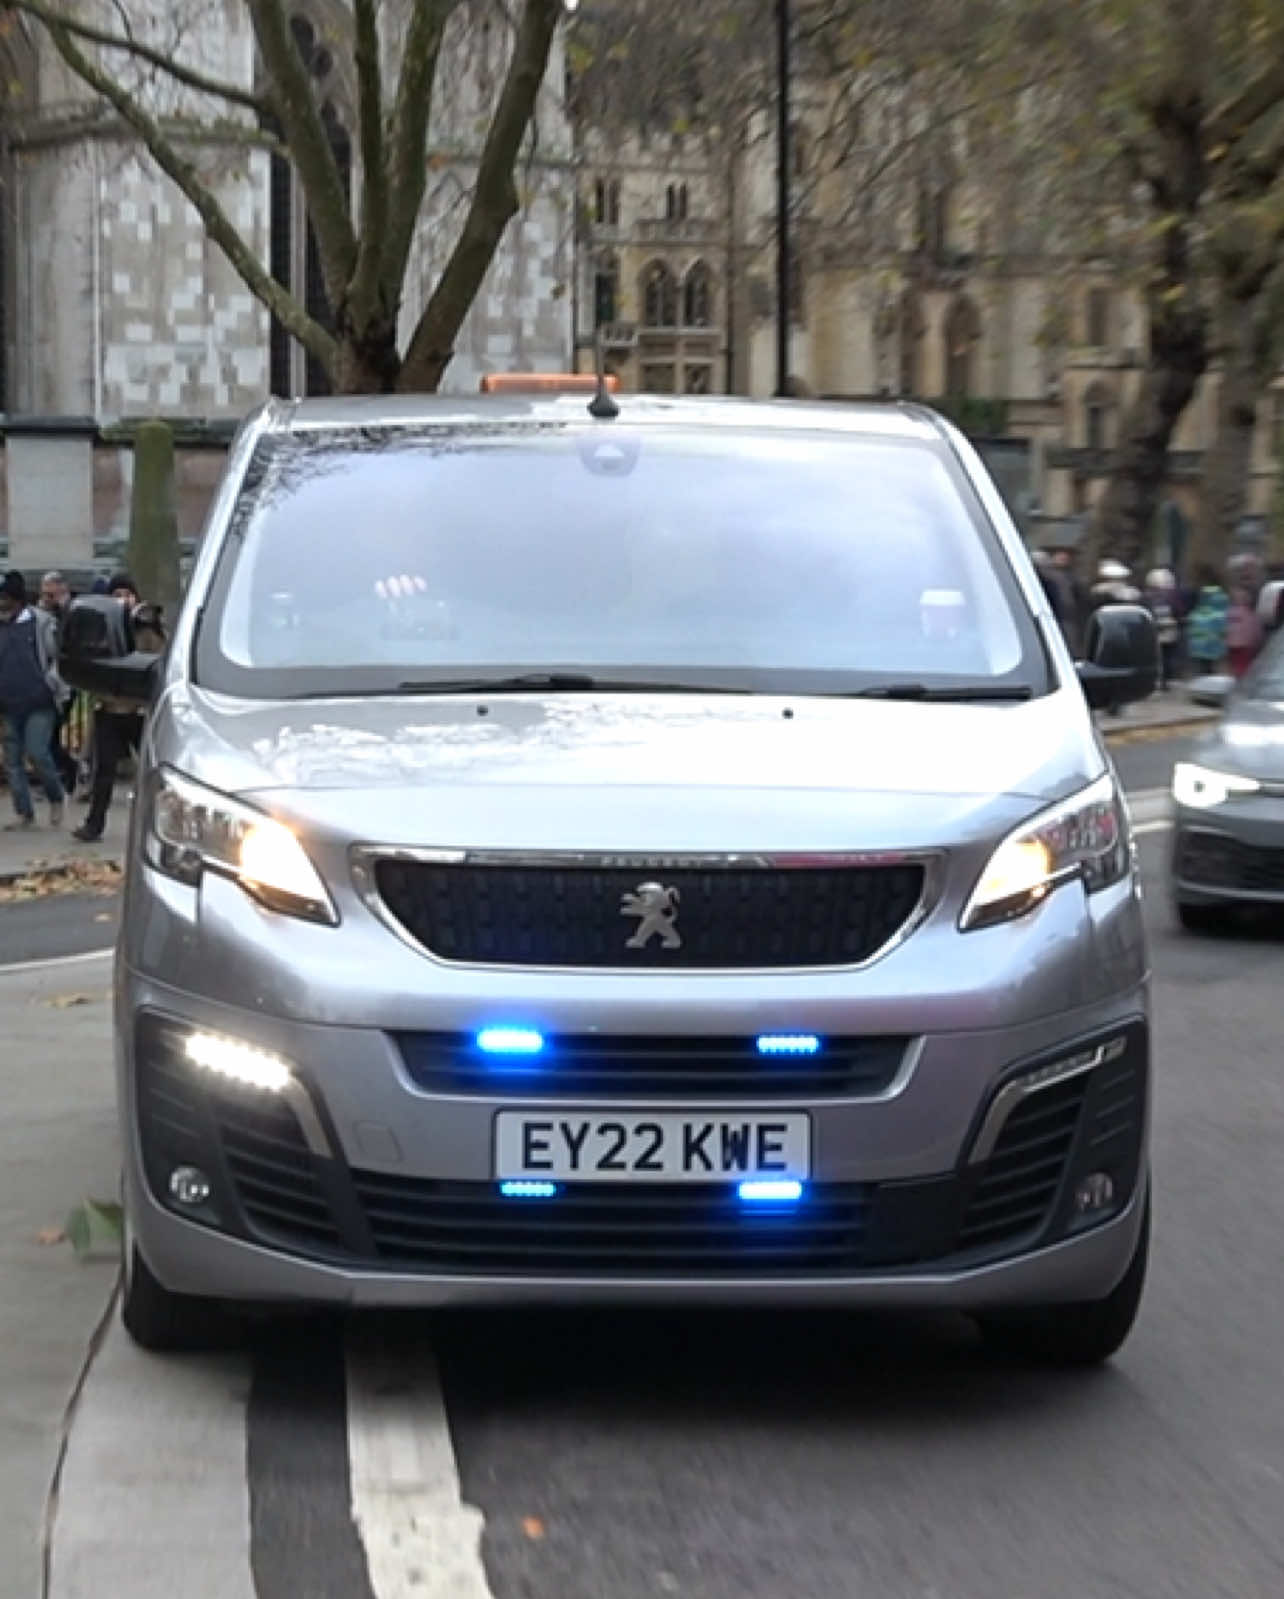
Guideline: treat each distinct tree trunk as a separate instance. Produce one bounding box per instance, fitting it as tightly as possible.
[1196,315,1261,572]
[1092,311,1206,570]
[332,319,403,394]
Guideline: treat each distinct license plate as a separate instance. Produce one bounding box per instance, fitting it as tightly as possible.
[494,1110,811,1183]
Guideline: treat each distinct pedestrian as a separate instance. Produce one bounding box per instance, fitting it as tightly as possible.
[0,570,67,831]
[1226,580,1264,678]
[1144,567,1182,688]
[1089,560,1142,714]
[1044,536,1090,657]
[37,569,79,793]
[72,573,156,845]
[1186,565,1231,675]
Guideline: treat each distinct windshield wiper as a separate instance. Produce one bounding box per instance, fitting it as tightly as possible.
[845,682,1035,702]
[393,673,752,696]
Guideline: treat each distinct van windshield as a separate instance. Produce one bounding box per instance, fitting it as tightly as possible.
[195,425,1048,701]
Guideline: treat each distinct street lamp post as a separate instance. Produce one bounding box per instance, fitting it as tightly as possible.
[775,0,792,398]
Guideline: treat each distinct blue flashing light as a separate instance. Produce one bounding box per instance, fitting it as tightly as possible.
[499,1179,559,1199]
[477,1027,545,1056]
[756,1033,821,1056]
[739,1178,804,1203]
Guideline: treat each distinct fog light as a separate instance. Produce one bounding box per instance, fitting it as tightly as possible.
[1073,1171,1115,1214]
[168,1165,212,1207]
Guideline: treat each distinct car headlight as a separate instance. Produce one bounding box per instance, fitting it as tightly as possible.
[145,766,337,925]
[1171,761,1261,809]
[961,774,1130,931]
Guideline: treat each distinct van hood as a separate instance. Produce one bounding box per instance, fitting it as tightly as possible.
[161,688,1103,854]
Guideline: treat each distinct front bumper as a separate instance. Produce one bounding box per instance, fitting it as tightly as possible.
[120,975,1151,1312]
[1171,795,1284,906]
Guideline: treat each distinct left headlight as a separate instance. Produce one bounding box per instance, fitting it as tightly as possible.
[961,773,1130,931]
[1172,761,1261,810]
[145,766,338,925]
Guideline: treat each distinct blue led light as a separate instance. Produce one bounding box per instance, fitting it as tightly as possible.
[499,1180,559,1198]
[739,1179,804,1203]
[756,1033,821,1056]
[476,1027,545,1055]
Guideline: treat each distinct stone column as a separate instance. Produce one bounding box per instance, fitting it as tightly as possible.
[4,416,97,576]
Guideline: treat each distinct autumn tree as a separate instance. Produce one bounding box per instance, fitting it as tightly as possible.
[5,0,570,393]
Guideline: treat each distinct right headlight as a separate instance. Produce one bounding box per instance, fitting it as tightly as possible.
[1171,761,1261,810]
[144,766,337,925]
[961,774,1130,931]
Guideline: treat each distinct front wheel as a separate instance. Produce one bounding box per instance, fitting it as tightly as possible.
[121,1238,229,1352]
[977,1196,1150,1367]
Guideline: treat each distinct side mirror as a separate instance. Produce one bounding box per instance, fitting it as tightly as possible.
[1186,673,1234,710]
[59,595,161,708]
[1076,603,1159,709]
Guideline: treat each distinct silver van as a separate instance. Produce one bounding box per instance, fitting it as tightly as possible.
[61,394,1158,1363]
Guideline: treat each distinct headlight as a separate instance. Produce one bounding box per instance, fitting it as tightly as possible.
[961,774,1130,931]
[1172,761,1261,809]
[145,766,337,925]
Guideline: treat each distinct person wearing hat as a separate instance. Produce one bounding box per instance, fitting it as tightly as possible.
[0,570,67,830]
[71,572,159,844]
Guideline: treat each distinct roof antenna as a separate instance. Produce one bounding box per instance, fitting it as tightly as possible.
[587,326,619,420]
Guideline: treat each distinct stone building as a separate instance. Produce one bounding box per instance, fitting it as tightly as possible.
[0,0,575,420]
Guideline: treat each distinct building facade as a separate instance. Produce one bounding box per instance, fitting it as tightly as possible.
[0,0,575,420]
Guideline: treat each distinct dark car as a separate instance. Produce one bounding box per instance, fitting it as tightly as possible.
[1171,630,1284,929]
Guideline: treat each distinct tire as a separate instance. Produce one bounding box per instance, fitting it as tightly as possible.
[121,1240,226,1352]
[977,1196,1150,1368]
[1176,900,1235,934]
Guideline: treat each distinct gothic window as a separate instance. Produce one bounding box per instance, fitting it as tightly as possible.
[641,261,678,327]
[593,253,619,326]
[683,363,712,394]
[1083,380,1114,451]
[641,362,677,393]
[665,182,689,222]
[1086,285,1111,347]
[682,260,713,327]
[266,12,352,397]
[944,294,982,398]
[593,177,620,225]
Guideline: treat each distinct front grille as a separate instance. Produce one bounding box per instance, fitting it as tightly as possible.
[372,858,927,969]
[1177,830,1284,894]
[214,1097,343,1251]
[352,1174,874,1273]
[396,1032,908,1100]
[959,1075,1087,1250]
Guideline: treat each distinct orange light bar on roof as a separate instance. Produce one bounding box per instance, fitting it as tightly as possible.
[479,372,620,395]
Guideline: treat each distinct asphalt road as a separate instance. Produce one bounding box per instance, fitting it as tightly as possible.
[1110,729,1197,796]
[0,891,120,965]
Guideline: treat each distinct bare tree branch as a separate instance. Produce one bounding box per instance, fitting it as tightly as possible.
[8,0,272,115]
[379,0,457,306]
[399,0,563,390]
[246,0,357,306]
[1207,58,1284,151]
[39,12,336,375]
[346,0,388,327]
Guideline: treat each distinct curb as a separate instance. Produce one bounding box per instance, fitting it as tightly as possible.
[1100,712,1215,744]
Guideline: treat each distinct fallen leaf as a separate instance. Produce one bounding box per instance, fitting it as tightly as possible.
[44,993,98,1009]
[0,857,122,903]
[36,1226,66,1246]
[521,1516,546,1541]
[93,913,113,923]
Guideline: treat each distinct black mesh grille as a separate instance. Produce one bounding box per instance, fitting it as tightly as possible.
[214,1097,343,1251]
[1177,831,1284,894]
[352,1174,874,1273]
[959,1075,1087,1250]
[396,1033,908,1100]
[373,860,927,969]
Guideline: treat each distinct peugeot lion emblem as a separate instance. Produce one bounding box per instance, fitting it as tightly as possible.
[620,882,682,950]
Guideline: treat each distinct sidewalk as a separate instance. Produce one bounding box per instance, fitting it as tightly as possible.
[1096,685,1218,742]
[0,965,118,1599]
[0,800,131,887]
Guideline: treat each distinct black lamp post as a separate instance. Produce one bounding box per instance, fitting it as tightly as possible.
[775,0,792,398]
